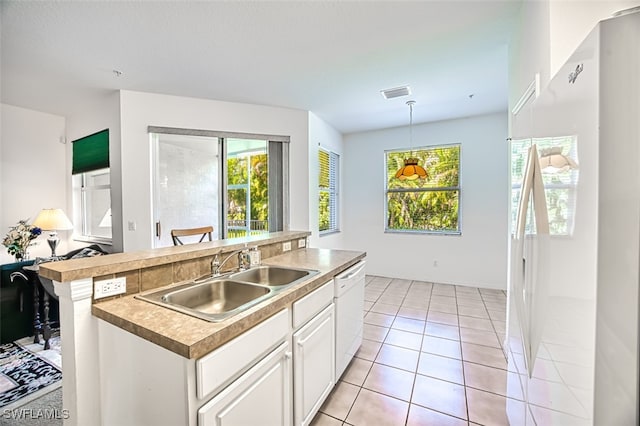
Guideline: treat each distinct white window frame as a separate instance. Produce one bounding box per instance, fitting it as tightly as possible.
[73,168,112,245]
[319,147,339,235]
[148,127,290,247]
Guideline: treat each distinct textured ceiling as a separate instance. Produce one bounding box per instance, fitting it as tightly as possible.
[1,1,521,134]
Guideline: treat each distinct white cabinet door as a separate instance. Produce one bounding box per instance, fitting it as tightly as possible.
[198,341,292,426]
[293,303,335,426]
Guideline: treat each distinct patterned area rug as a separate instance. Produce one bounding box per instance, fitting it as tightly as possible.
[0,337,62,411]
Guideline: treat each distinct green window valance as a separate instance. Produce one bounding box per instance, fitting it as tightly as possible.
[72,129,109,174]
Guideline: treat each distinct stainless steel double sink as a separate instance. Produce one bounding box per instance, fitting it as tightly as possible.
[135,265,319,322]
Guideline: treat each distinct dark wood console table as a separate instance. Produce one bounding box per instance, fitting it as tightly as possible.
[0,260,35,343]
[23,265,59,349]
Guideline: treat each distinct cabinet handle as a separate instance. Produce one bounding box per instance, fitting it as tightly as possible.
[338,263,364,281]
[285,351,292,360]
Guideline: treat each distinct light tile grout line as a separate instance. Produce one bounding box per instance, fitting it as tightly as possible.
[366,277,427,425]
[404,278,432,426]
[347,277,512,426]
[339,275,392,425]
[478,287,508,359]
[453,283,472,423]
[382,278,483,424]
[364,277,469,424]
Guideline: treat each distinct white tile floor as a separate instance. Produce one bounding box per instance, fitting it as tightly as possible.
[312,275,522,426]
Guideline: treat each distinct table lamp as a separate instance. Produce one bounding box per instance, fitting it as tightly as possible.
[32,208,73,257]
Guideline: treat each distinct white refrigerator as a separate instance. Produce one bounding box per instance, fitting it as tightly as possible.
[507,10,639,425]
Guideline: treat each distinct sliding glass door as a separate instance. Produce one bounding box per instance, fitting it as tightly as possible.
[151,128,288,248]
[152,133,220,247]
[226,138,269,238]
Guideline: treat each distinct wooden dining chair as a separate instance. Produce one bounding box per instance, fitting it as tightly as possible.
[170,226,214,246]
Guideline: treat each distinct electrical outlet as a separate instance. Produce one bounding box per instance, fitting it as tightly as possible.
[298,238,306,248]
[282,241,292,252]
[94,277,127,299]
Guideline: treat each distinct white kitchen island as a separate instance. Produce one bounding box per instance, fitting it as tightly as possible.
[39,231,365,426]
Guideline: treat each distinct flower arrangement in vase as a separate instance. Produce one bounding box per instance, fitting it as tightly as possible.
[2,219,42,261]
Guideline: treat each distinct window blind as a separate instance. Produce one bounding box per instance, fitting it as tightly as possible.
[319,148,339,233]
[385,144,461,234]
[72,129,109,174]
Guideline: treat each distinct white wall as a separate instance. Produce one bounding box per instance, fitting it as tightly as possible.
[0,104,67,263]
[508,0,551,115]
[343,112,508,289]
[65,91,123,253]
[308,112,344,249]
[118,90,309,252]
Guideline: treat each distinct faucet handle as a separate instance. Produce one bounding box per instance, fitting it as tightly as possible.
[211,254,221,274]
[249,246,261,266]
[237,249,251,271]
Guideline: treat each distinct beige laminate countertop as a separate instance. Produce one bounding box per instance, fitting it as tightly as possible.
[38,230,311,283]
[92,248,365,359]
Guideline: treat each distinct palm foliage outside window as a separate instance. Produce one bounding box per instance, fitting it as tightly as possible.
[385,144,461,233]
[227,144,269,238]
[319,148,339,234]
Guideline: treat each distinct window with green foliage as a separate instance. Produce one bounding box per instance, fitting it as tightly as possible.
[226,139,269,238]
[150,129,288,247]
[319,148,339,234]
[385,144,460,233]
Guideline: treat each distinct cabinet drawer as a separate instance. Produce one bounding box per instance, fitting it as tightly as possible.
[196,308,289,399]
[198,341,292,426]
[292,280,333,329]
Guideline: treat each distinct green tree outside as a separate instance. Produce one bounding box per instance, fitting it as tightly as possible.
[386,145,460,232]
[319,191,330,232]
[319,149,331,232]
[227,153,268,237]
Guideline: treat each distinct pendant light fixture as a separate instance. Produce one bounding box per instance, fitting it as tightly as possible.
[538,146,579,173]
[395,100,427,181]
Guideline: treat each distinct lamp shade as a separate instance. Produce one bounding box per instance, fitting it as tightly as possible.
[538,147,579,173]
[395,158,428,180]
[32,208,73,231]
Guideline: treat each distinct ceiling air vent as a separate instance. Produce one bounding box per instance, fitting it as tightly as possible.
[381,86,411,100]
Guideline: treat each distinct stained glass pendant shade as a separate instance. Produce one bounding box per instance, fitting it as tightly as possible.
[395,101,427,180]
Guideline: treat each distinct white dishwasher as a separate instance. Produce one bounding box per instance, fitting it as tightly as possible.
[334,260,366,379]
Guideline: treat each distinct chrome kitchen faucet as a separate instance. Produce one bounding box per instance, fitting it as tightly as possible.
[211,247,251,276]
